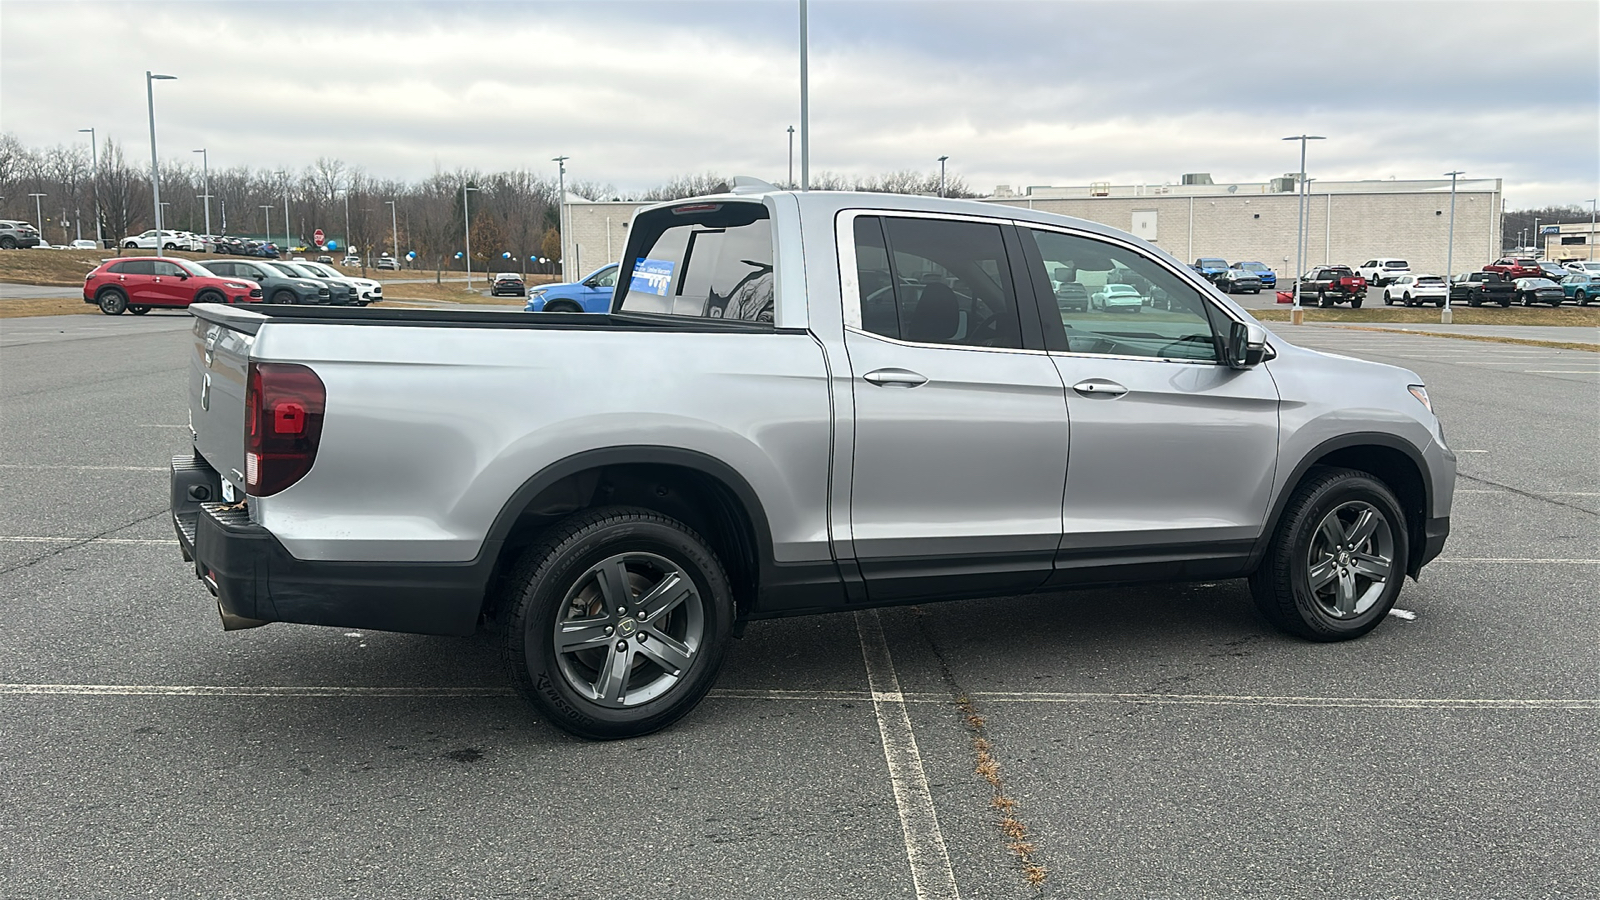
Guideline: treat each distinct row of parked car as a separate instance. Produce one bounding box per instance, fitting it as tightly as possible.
[80,255,383,315]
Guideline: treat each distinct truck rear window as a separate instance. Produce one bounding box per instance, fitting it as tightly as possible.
[615,202,774,322]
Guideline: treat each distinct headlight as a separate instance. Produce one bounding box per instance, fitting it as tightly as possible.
[1407,384,1432,413]
[224,282,248,290]
[297,281,318,289]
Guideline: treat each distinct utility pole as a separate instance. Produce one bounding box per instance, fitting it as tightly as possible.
[1588,198,1596,261]
[787,125,795,188]
[1443,171,1464,325]
[146,71,177,257]
[552,156,569,280]
[282,175,290,250]
[260,205,272,248]
[193,148,211,240]
[938,155,948,198]
[79,128,102,247]
[385,199,399,265]
[28,193,46,235]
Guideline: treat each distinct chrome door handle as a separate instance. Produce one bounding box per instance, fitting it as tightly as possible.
[863,368,928,387]
[1072,379,1128,397]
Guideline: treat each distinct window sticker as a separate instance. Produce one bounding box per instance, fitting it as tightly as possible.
[631,258,675,296]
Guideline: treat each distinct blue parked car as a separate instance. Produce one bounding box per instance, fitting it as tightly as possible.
[1231,260,1277,289]
[524,263,619,313]
[1192,257,1230,282]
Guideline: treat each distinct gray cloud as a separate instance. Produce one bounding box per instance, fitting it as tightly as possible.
[1,0,1594,207]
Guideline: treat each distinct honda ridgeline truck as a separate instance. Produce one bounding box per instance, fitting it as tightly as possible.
[173,181,1455,739]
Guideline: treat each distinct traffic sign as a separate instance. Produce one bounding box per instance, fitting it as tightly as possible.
[313,228,325,245]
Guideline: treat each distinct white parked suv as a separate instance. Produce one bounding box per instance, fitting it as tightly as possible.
[1381,274,1448,308]
[1358,259,1410,287]
[121,229,194,251]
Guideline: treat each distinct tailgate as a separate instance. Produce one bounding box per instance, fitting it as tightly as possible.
[189,304,267,497]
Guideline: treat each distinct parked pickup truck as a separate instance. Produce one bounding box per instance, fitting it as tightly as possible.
[1298,266,1368,307]
[1448,272,1514,307]
[172,181,1455,739]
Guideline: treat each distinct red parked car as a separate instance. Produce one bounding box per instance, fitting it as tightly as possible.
[1482,257,1543,281]
[83,257,261,316]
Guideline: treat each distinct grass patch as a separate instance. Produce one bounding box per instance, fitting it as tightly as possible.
[0,296,94,318]
[1326,326,1597,353]
[1252,305,1600,327]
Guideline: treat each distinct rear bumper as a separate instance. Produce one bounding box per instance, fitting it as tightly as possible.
[171,454,489,636]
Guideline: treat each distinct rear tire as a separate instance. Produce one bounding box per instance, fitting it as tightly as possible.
[1383,291,1393,306]
[123,241,138,249]
[502,506,735,740]
[1578,291,1589,306]
[129,305,150,315]
[97,288,128,315]
[272,289,297,305]
[1249,468,1409,642]
[544,301,582,313]
[1403,293,1413,307]
[1350,296,1363,309]
[195,290,224,306]
[0,236,15,250]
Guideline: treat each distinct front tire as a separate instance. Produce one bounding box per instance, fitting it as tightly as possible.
[1249,468,1409,641]
[272,289,297,305]
[97,288,128,315]
[129,305,150,315]
[1383,291,1393,306]
[1577,290,1589,306]
[502,507,735,740]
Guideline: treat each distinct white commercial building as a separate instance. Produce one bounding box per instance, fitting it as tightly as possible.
[1543,220,1599,262]
[562,174,1504,283]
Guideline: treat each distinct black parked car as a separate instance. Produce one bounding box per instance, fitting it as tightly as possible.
[1215,268,1262,294]
[489,272,526,297]
[1448,272,1514,307]
[1512,277,1565,307]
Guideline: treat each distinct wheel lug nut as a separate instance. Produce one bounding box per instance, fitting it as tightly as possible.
[638,632,648,642]
[617,640,628,651]
[616,607,626,615]
[604,626,613,635]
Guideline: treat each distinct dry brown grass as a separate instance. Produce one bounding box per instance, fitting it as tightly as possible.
[0,296,94,318]
[954,693,1048,888]
[1252,305,1600,327]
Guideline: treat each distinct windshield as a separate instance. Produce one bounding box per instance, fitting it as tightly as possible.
[268,262,308,278]
[1238,262,1269,272]
[300,263,338,278]
[178,260,215,277]
[1198,258,1226,267]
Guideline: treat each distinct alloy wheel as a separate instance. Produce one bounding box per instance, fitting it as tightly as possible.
[1305,500,1395,619]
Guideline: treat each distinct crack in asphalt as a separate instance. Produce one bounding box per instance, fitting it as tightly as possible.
[911,607,1051,891]
[1457,472,1599,518]
[0,508,170,577]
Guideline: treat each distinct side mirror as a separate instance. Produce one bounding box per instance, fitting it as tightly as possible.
[1225,320,1268,370]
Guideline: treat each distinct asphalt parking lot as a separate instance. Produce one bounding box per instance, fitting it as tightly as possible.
[1,313,1596,899]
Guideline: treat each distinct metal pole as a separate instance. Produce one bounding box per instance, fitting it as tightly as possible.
[552,156,569,280]
[342,190,350,253]
[1282,134,1324,318]
[260,205,271,247]
[799,0,809,191]
[787,125,795,188]
[29,194,45,234]
[1589,198,1596,261]
[938,155,948,198]
[146,72,177,257]
[194,149,210,240]
[386,200,399,264]
[1444,171,1463,281]
[1532,217,1539,256]
[283,179,290,250]
[463,184,476,288]
[79,128,101,247]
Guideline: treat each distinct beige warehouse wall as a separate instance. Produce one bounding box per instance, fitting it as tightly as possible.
[564,188,1503,285]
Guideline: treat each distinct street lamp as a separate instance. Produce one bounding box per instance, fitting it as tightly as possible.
[79,128,102,247]
[146,72,176,257]
[384,199,399,267]
[938,155,949,198]
[259,204,272,247]
[786,125,795,189]
[193,149,211,240]
[1282,134,1325,322]
[463,184,480,288]
[799,0,809,191]
[1587,198,1596,261]
[1532,216,1540,257]
[552,156,569,279]
[281,173,290,250]
[1443,171,1465,281]
[28,193,46,237]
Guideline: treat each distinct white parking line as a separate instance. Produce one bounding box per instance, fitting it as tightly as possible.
[0,536,177,545]
[855,610,961,900]
[5,683,1594,711]
[0,464,166,471]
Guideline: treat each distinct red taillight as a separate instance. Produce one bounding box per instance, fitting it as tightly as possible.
[245,361,325,496]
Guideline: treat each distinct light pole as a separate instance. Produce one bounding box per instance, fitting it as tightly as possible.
[463,184,479,288]
[385,199,399,266]
[938,155,948,198]
[28,193,46,235]
[1282,134,1325,323]
[342,189,350,253]
[1443,170,1464,282]
[1587,198,1596,261]
[282,175,290,250]
[193,149,211,240]
[146,71,177,257]
[79,128,102,247]
[786,125,795,188]
[1531,217,1540,257]
[552,156,569,279]
[799,0,809,191]
[259,205,272,247]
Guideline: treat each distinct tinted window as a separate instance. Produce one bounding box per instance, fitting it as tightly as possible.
[593,265,618,288]
[616,202,773,322]
[852,216,1022,350]
[267,262,303,278]
[152,261,186,277]
[119,260,157,276]
[1029,229,1220,362]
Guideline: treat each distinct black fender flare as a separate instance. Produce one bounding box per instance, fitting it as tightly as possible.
[1247,431,1434,574]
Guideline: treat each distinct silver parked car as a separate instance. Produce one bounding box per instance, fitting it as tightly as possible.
[174,182,1455,739]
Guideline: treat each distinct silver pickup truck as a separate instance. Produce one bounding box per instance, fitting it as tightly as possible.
[173,183,1455,739]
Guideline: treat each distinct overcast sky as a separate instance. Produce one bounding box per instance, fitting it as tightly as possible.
[2,0,1595,208]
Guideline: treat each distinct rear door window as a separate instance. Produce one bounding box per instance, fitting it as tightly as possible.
[851,215,1023,350]
[615,202,774,322]
[120,260,157,276]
